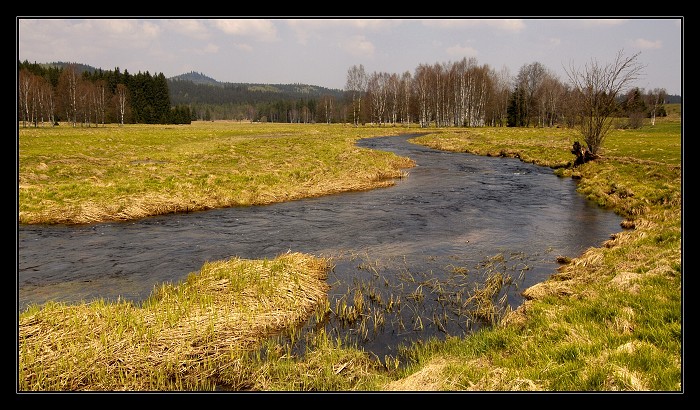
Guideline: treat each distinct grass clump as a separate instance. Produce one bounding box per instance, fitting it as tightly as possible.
[19,251,330,391]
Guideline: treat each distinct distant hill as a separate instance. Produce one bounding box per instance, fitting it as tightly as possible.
[31,61,101,75]
[168,70,343,95]
[169,71,220,86]
[167,71,345,106]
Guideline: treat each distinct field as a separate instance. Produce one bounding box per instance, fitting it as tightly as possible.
[18,108,682,391]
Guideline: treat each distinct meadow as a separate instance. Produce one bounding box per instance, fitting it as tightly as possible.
[18,107,681,391]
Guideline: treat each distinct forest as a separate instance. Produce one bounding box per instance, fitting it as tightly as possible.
[18,59,674,128]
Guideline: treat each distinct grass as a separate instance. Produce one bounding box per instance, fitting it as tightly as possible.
[18,122,414,225]
[19,252,330,390]
[18,107,682,391]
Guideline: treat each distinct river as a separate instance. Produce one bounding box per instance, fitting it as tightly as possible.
[18,134,623,358]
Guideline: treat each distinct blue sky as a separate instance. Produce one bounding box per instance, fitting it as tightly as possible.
[17,18,683,95]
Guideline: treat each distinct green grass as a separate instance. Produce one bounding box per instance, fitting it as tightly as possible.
[19,122,414,224]
[18,110,681,391]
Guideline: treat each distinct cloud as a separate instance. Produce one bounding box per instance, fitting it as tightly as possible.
[421,18,525,32]
[203,43,219,53]
[232,43,253,52]
[548,37,562,46]
[286,19,401,45]
[631,38,662,49]
[446,44,478,58]
[576,18,628,27]
[99,19,161,43]
[211,19,278,42]
[166,19,210,40]
[340,35,375,57]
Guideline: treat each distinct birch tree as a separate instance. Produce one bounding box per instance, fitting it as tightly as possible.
[115,83,129,126]
[413,64,433,128]
[345,64,367,126]
[645,88,667,126]
[57,64,80,127]
[19,69,34,127]
[400,71,412,126]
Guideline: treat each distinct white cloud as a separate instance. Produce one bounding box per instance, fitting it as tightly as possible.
[166,19,210,40]
[632,38,662,49]
[446,44,478,58]
[576,18,628,27]
[421,18,525,32]
[203,43,219,53]
[340,35,375,57]
[233,43,253,52]
[286,19,402,45]
[211,19,278,42]
[99,19,161,43]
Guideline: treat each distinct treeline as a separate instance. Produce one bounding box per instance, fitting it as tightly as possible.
[344,59,670,129]
[18,58,673,128]
[169,58,672,128]
[18,60,193,127]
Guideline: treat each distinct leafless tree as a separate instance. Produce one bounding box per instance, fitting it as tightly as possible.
[565,50,645,161]
[516,62,547,126]
[345,64,367,126]
[115,83,129,126]
[57,64,81,127]
[399,71,412,126]
[536,72,565,127]
[319,95,335,124]
[19,69,34,127]
[93,79,108,126]
[413,64,433,128]
[486,65,511,127]
[645,87,667,126]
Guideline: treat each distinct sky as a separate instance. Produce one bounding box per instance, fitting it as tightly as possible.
[17,17,683,96]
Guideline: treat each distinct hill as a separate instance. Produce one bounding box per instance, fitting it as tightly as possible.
[169,71,220,86]
[167,71,345,105]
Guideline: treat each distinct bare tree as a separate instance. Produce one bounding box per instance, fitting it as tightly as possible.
[515,62,547,127]
[345,64,367,126]
[536,72,565,127]
[19,69,34,127]
[486,65,511,127]
[645,87,667,126]
[413,64,433,128]
[115,83,129,126]
[565,50,645,163]
[319,94,335,124]
[399,71,412,126]
[56,64,81,127]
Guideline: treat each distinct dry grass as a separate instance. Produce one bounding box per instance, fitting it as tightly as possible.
[19,251,330,391]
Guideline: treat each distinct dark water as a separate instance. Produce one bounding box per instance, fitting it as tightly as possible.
[18,134,622,359]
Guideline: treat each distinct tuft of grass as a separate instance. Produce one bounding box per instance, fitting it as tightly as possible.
[19,252,330,391]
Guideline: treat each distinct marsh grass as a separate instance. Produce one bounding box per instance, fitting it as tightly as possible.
[19,122,414,225]
[19,251,330,391]
[18,110,681,391]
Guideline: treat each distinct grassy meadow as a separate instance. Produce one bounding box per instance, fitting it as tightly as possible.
[18,122,414,225]
[18,106,682,391]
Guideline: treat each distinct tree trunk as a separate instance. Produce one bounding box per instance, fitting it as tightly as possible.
[571,141,599,165]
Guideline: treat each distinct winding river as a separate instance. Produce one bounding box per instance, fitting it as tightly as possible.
[18,134,623,358]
